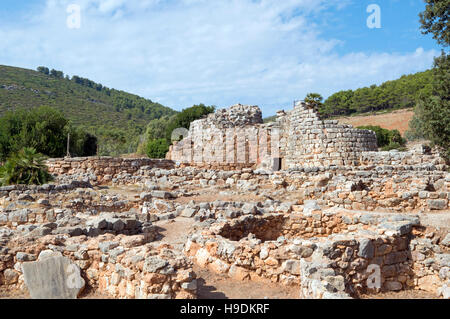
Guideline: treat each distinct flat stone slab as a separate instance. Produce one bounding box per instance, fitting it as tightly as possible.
[22,255,85,299]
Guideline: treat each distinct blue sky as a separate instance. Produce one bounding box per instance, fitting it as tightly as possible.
[0,0,441,116]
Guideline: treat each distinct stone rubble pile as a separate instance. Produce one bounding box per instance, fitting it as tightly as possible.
[0,234,196,299]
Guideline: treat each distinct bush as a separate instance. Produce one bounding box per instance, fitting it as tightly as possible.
[0,147,53,186]
[0,106,97,161]
[146,139,170,159]
[136,116,174,155]
[357,125,406,148]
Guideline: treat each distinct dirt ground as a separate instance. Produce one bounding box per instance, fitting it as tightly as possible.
[337,109,414,135]
[193,264,300,299]
[361,290,439,299]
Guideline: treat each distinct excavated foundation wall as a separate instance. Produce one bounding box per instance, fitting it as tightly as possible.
[185,211,449,299]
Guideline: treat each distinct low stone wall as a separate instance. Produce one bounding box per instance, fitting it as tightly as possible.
[184,212,352,287]
[281,168,450,212]
[106,165,450,212]
[184,209,449,299]
[360,150,446,167]
[46,157,175,184]
[216,212,349,242]
[0,180,92,199]
[0,235,197,299]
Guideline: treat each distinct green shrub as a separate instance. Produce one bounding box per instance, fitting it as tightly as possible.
[0,106,97,160]
[0,147,53,186]
[165,104,215,142]
[357,125,406,148]
[405,112,426,141]
[136,116,175,155]
[146,139,170,159]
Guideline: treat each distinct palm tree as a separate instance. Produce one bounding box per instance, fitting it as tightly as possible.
[0,147,53,186]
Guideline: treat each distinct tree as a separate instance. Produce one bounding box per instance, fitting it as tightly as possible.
[19,106,69,157]
[304,93,324,109]
[416,1,450,162]
[49,69,64,78]
[419,0,450,47]
[321,90,354,116]
[415,53,450,161]
[405,96,429,141]
[0,147,53,186]
[37,66,50,75]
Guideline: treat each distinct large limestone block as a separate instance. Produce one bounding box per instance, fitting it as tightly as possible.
[22,255,85,299]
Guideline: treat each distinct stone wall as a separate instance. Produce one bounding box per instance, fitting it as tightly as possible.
[169,102,378,169]
[46,157,175,184]
[169,102,446,171]
[184,208,449,299]
[168,104,277,169]
[282,101,378,168]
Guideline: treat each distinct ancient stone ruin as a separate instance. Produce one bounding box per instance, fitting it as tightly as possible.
[0,102,448,299]
[168,101,378,170]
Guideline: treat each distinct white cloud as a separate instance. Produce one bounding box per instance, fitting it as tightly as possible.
[0,0,438,115]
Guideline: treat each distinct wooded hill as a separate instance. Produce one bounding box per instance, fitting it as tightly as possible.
[262,69,433,122]
[0,65,176,155]
[320,69,433,118]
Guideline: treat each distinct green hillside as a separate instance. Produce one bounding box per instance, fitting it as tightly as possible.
[320,70,433,118]
[0,65,176,155]
[262,69,433,122]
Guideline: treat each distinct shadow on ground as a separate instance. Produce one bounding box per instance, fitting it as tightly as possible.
[196,278,228,299]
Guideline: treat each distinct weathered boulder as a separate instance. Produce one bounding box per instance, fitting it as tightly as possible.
[22,255,85,299]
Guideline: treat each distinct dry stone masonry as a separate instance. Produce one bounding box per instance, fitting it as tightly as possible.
[169,102,378,169]
[0,101,449,299]
[281,101,378,168]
